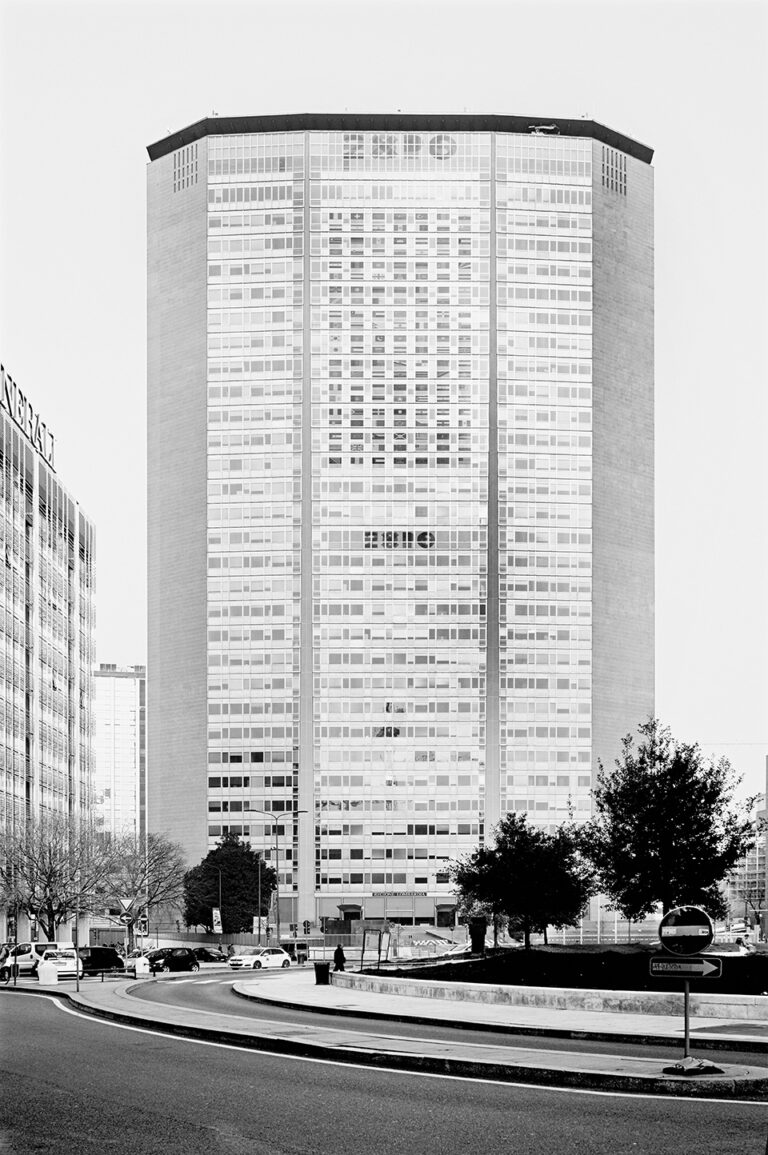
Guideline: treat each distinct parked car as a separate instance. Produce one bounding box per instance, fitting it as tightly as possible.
[228,946,291,970]
[38,948,83,980]
[10,942,75,975]
[147,947,200,974]
[191,947,229,966]
[124,950,154,975]
[77,946,125,976]
[279,941,309,964]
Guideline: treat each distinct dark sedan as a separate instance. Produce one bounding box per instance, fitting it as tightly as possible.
[191,947,229,966]
[147,947,200,974]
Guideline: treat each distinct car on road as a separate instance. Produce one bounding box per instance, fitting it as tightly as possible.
[38,948,83,980]
[147,947,200,974]
[77,946,125,976]
[228,946,291,970]
[191,947,229,966]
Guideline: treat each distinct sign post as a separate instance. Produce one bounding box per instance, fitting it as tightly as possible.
[653,906,723,1076]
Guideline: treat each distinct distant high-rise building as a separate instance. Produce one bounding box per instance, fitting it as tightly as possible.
[1,361,96,937]
[147,115,654,929]
[93,664,146,840]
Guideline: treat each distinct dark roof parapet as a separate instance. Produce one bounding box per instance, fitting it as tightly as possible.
[147,113,653,164]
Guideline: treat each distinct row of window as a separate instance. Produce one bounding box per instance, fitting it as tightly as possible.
[315,874,440,886]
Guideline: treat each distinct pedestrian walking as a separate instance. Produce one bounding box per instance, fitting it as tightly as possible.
[333,944,346,972]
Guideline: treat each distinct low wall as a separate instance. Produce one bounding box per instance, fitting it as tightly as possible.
[333,972,768,1021]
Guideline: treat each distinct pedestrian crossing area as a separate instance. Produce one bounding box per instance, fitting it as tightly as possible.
[172,976,237,985]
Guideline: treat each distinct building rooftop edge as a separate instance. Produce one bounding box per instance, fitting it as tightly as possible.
[147,114,653,164]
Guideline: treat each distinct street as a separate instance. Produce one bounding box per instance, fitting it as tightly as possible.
[1,993,765,1154]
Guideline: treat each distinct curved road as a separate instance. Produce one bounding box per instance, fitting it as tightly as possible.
[1,983,766,1154]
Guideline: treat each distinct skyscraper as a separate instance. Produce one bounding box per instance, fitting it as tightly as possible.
[147,115,654,929]
[92,664,146,840]
[1,361,96,939]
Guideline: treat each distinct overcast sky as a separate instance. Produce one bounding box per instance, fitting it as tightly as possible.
[1,0,766,799]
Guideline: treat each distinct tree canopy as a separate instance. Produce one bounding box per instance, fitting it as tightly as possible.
[451,814,595,948]
[0,817,190,946]
[583,718,757,921]
[183,833,276,934]
[107,832,187,949]
[0,812,118,941]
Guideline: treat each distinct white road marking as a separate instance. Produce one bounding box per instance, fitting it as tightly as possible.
[44,997,764,1107]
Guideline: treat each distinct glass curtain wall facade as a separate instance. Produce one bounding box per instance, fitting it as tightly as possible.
[1,364,96,939]
[148,117,653,928]
[93,664,146,839]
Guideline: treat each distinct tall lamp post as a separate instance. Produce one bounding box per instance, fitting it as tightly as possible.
[249,807,306,945]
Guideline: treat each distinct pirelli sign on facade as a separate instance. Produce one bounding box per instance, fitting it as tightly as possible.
[1,364,55,468]
[364,531,436,549]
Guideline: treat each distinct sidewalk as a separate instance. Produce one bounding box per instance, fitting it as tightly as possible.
[4,971,767,1101]
[243,968,768,1051]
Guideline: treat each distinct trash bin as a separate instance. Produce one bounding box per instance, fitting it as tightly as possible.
[37,961,58,985]
[469,917,487,955]
[314,961,331,986]
[133,957,150,976]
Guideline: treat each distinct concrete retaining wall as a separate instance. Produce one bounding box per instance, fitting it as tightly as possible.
[334,972,768,1020]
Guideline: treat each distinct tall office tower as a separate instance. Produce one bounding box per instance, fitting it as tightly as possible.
[147,115,654,929]
[93,664,146,840]
[1,362,96,937]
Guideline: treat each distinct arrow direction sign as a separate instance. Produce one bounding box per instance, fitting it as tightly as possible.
[649,957,722,979]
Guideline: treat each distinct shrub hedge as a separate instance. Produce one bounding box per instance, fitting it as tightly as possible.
[389,946,768,996]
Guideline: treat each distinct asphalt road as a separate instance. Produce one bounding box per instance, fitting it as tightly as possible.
[132,969,767,1065]
[1,992,766,1155]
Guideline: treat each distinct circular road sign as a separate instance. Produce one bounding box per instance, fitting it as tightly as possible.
[658,906,713,956]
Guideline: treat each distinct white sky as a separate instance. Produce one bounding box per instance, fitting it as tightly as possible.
[1,0,766,799]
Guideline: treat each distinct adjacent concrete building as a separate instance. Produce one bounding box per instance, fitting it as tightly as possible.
[147,115,654,928]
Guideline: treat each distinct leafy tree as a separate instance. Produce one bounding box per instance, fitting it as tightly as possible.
[584,718,757,921]
[0,812,120,941]
[451,814,595,949]
[183,833,275,934]
[106,832,187,950]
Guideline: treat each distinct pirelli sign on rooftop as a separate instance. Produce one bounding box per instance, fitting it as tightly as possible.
[147,114,653,165]
[1,363,55,468]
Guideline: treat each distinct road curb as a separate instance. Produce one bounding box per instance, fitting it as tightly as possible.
[4,985,766,1100]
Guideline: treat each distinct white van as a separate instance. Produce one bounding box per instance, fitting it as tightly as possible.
[7,941,75,975]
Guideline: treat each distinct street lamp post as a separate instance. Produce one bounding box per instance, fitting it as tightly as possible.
[249,807,307,946]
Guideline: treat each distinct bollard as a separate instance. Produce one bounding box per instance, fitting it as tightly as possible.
[37,961,59,985]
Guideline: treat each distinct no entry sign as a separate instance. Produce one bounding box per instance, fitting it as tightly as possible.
[658,906,714,956]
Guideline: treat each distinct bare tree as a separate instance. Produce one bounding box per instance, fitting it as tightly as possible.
[0,812,120,942]
[107,832,187,949]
